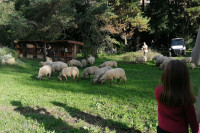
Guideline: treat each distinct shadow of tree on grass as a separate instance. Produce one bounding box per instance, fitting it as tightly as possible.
[52,101,141,133]
[11,101,88,133]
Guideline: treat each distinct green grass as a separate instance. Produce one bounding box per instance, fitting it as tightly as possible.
[0,56,199,133]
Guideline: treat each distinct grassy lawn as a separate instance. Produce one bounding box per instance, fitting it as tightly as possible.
[0,56,199,133]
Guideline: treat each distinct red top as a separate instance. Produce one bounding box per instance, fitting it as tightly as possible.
[155,86,199,133]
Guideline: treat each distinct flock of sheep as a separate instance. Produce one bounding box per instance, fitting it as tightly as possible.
[37,56,127,85]
[135,54,193,70]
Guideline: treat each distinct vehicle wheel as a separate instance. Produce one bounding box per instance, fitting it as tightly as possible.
[169,51,172,57]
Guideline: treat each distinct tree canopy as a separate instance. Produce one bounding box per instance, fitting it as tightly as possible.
[0,0,199,56]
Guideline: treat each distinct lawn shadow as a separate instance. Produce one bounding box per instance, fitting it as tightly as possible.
[51,101,141,133]
[11,101,88,133]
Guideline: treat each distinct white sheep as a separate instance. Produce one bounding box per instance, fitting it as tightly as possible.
[51,62,68,73]
[159,58,174,70]
[190,63,196,69]
[87,56,95,65]
[147,56,152,61]
[81,66,99,79]
[181,57,192,64]
[69,59,83,67]
[135,56,147,63]
[40,61,53,66]
[155,56,169,67]
[37,65,52,80]
[93,66,112,84]
[81,59,87,67]
[152,54,163,61]
[99,68,127,85]
[99,61,117,68]
[58,67,79,82]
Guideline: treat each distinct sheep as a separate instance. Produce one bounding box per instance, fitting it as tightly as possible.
[192,26,200,66]
[40,61,64,66]
[69,59,83,68]
[51,62,68,73]
[40,61,53,66]
[99,61,117,68]
[99,68,127,85]
[181,57,192,64]
[147,56,152,61]
[81,66,99,79]
[155,56,169,67]
[152,54,163,61]
[135,56,147,63]
[93,66,112,84]
[87,56,95,65]
[159,58,174,70]
[37,65,52,80]
[58,67,79,82]
[81,59,87,67]
[190,63,196,69]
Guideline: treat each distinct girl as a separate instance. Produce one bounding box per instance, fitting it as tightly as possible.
[155,60,198,133]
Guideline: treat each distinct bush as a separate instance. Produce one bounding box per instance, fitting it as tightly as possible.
[121,49,161,61]
[0,47,18,59]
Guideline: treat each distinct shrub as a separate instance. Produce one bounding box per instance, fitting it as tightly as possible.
[0,47,18,59]
[121,49,161,61]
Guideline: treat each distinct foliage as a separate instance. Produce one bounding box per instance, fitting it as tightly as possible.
[145,0,200,49]
[0,1,30,45]
[0,47,18,59]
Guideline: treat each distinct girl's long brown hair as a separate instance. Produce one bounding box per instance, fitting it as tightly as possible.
[159,60,196,106]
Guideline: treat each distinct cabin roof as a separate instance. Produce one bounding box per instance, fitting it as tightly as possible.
[16,40,84,46]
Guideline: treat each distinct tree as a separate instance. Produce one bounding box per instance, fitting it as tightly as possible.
[145,0,200,49]
[100,0,150,50]
[0,1,30,46]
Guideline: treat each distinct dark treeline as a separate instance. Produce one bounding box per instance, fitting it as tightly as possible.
[0,0,200,57]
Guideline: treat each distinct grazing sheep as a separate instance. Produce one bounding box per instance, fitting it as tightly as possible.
[147,56,152,61]
[58,67,79,82]
[81,59,87,67]
[40,61,64,66]
[51,62,68,73]
[135,56,147,63]
[181,57,192,64]
[81,66,99,79]
[190,63,196,69]
[37,65,52,80]
[152,54,163,61]
[99,68,127,85]
[155,56,169,67]
[40,61,53,66]
[192,26,200,66]
[93,66,112,84]
[99,61,117,68]
[69,59,83,68]
[159,59,174,70]
[87,56,95,65]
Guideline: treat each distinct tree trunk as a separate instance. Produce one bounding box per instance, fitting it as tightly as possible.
[192,26,200,66]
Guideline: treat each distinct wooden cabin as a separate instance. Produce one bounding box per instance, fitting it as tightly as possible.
[15,40,84,62]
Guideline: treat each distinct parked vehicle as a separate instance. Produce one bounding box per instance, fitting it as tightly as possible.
[169,38,186,57]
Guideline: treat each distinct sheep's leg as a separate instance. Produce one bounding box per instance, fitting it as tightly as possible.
[117,79,120,84]
[77,75,79,82]
[109,79,113,85]
[73,76,75,82]
[88,74,90,79]
[64,76,68,82]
